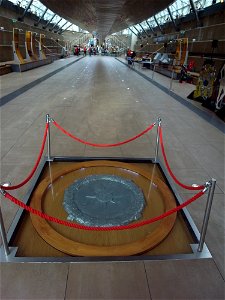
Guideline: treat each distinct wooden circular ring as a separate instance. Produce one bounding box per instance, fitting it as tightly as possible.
[30,160,177,256]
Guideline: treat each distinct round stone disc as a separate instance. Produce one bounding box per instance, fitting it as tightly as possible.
[63,174,145,227]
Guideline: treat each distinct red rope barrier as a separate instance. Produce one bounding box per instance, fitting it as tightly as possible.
[159,126,205,190]
[0,123,49,191]
[3,189,205,231]
[52,120,155,147]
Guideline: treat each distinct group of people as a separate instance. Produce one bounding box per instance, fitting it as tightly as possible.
[73,45,119,57]
[88,46,97,56]
[73,45,87,56]
[74,46,80,56]
[73,45,100,57]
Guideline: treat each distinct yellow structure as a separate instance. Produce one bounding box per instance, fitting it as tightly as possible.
[12,28,25,64]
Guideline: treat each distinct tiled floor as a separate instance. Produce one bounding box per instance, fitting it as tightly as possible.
[0,55,224,299]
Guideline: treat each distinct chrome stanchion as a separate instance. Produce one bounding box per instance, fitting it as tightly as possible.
[46,114,52,161]
[198,178,216,252]
[169,60,175,91]
[152,62,156,80]
[0,189,10,256]
[169,60,176,91]
[169,68,174,91]
[154,117,161,163]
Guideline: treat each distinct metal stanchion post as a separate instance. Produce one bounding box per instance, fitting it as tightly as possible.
[46,114,51,161]
[169,68,174,91]
[169,59,176,91]
[152,63,156,80]
[154,117,161,163]
[198,178,216,252]
[0,190,10,256]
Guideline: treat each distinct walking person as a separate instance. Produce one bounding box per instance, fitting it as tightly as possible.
[83,46,87,56]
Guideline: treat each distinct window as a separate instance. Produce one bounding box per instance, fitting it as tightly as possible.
[8,0,83,32]
[123,0,222,34]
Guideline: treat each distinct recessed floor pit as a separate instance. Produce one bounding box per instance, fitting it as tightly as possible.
[6,157,211,262]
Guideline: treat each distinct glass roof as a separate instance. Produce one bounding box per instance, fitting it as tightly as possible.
[8,0,84,32]
[7,0,223,35]
[129,0,222,34]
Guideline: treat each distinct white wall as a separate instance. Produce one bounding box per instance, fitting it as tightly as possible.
[130,32,137,50]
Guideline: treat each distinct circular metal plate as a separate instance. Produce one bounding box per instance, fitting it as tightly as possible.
[63,174,145,226]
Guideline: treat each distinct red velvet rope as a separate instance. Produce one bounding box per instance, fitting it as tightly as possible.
[159,126,205,190]
[52,120,155,147]
[3,189,205,231]
[0,123,49,191]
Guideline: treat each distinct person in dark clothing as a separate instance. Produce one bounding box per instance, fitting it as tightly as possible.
[131,51,136,59]
[128,50,136,66]
[75,46,79,56]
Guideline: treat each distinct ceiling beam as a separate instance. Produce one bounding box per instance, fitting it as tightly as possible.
[50,17,62,31]
[189,0,201,27]
[133,25,146,39]
[128,27,138,37]
[43,13,56,29]
[18,0,33,21]
[60,24,73,34]
[133,25,141,34]
[153,15,163,33]
[56,21,68,33]
[139,23,150,37]
[34,8,48,26]
[146,20,155,34]
[167,7,178,31]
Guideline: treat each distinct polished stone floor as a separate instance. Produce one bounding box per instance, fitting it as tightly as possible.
[0,55,224,299]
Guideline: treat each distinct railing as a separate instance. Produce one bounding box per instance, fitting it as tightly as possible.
[0,114,216,257]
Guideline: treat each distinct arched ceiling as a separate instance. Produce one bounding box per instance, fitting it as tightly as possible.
[40,0,173,38]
